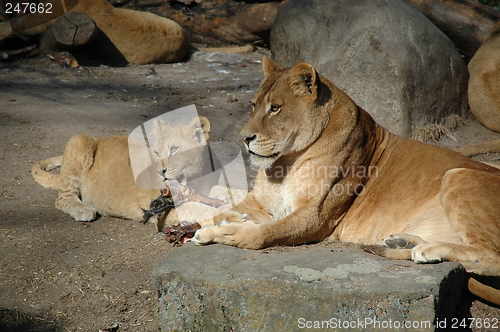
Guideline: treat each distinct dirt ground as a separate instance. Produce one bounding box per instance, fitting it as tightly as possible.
[0,50,499,332]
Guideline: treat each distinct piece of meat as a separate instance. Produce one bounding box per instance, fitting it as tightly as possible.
[143,180,225,224]
[163,222,201,246]
[165,179,225,208]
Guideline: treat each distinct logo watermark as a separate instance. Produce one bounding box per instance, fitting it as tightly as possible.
[298,317,432,330]
[258,164,378,198]
[129,105,380,222]
[4,0,79,33]
[128,105,248,222]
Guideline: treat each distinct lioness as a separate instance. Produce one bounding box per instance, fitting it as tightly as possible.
[468,21,500,134]
[192,57,500,304]
[32,116,214,225]
[0,0,189,64]
[457,21,500,157]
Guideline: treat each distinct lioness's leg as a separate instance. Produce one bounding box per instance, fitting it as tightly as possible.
[411,168,500,275]
[199,192,273,227]
[55,135,97,221]
[192,204,331,249]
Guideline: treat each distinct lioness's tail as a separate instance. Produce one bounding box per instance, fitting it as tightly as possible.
[197,44,254,54]
[468,277,500,306]
[363,245,500,306]
[31,156,63,190]
[456,139,500,157]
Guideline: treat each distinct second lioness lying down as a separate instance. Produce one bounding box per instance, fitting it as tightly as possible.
[31,116,227,229]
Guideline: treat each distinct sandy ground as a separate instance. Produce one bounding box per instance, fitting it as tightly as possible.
[0,50,499,331]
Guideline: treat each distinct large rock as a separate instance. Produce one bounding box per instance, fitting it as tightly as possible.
[270,0,469,138]
[154,244,464,331]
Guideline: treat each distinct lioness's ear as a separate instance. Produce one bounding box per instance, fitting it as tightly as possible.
[288,62,319,98]
[262,56,282,78]
[190,116,210,143]
[154,117,168,138]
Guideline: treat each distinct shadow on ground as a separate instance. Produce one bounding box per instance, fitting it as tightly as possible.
[0,308,59,332]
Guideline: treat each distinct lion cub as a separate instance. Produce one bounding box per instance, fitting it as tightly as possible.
[32,116,213,224]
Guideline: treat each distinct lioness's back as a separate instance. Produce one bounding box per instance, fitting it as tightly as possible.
[77,135,158,218]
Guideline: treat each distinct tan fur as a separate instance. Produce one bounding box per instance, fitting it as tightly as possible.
[0,0,255,64]
[153,117,211,186]
[32,116,212,227]
[468,21,500,133]
[463,22,500,160]
[456,139,500,157]
[0,0,189,64]
[32,155,63,189]
[199,44,254,54]
[192,57,500,305]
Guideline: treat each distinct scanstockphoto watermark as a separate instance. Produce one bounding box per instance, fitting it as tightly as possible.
[260,164,379,198]
[297,317,432,330]
[128,105,249,222]
[268,165,379,181]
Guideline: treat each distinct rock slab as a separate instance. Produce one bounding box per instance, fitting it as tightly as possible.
[154,244,464,331]
[270,0,469,138]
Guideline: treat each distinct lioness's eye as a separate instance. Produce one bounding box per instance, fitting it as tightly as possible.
[170,147,179,155]
[154,151,160,159]
[268,105,281,115]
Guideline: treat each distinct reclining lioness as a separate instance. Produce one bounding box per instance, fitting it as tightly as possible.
[192,57,500,304]
[32,116,215,227]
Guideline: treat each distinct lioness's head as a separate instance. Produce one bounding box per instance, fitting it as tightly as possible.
[154,116,210,183]
[241,57,331,168]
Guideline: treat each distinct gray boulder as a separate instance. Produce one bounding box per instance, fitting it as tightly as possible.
[270,0,469,138]
[155,244,464,331]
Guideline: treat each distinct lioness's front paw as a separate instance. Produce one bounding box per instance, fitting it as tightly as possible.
[190,222,248,245]
[190,226,217,245]
[411,243,444,264]
[69,205,97,221]
[56,199,97,221]
[190,221,263,249]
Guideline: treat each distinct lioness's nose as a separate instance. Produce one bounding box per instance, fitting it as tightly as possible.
[242,134,256,146]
